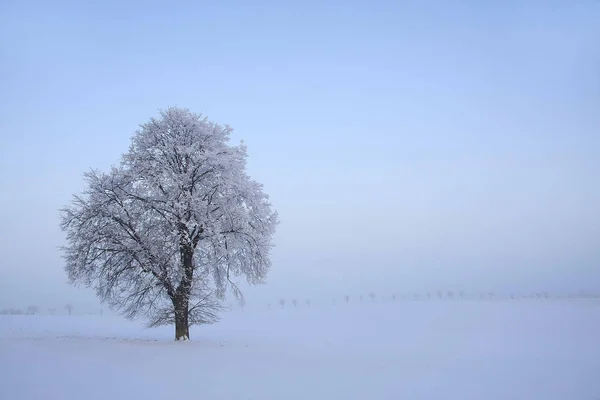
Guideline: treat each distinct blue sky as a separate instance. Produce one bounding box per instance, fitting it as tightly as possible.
[1,0,599,309]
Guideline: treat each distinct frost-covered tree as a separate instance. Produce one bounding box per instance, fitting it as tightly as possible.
[305,299,310,307]
[292,299,297,308]
[60,107,278,341]
[65,304,73,315]
[344,295,350,304]
[369,292,375,302]
[279,299,285,308]
[27,305,39,315]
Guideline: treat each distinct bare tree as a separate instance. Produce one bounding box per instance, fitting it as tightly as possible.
[368,292,375,302]
[344,295,350,304]
[59,108,279,341]
[64,304,73,315]
[426,292,431,299]
[27,306,39,315]
[360,295,363,303]
[437,291,443,299]
[48,308,56,315]
[392,294,396,301]
[305,299,310,307]
[100,308,104,316]
[459,291,464,299]
[292,299,297,308]
[279,299,285,308]
[447,291,453,299]
[413,293,419,300]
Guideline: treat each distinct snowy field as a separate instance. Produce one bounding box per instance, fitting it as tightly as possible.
[1,299,599,400]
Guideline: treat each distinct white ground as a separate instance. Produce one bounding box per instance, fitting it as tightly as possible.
[1,300,599,400]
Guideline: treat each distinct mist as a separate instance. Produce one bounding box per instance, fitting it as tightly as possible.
[1,0,599,313]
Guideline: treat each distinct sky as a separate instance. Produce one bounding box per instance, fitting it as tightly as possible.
[1,0,599,311]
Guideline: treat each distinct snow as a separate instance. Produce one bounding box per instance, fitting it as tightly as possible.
[1,299,599,400]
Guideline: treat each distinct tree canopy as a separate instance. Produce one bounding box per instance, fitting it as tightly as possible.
[60,107,278,340]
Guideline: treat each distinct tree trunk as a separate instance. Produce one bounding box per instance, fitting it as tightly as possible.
[173,233,195,341]
[174,297,189,341]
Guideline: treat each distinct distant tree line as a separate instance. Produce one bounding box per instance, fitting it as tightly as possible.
[0,303,107,316]
[225,291,600,310]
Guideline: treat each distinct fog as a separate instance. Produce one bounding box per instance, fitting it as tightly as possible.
[1,0,599,313]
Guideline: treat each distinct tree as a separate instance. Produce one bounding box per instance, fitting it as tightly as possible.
[426,292,431,299]
[59,108,279,341]
[459,291,464,299]
[292,299,297,308]
[392,294,396,301]
[447,291,453,299]
[305,299,310,307]
[48,308,56,315]
[344,295,350,304]
[279,299,285,308]
[65,304,73,315]
[0,308,24,315]
[368,292,375,302]
[437,291,443,299]
[27,306,39,315]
